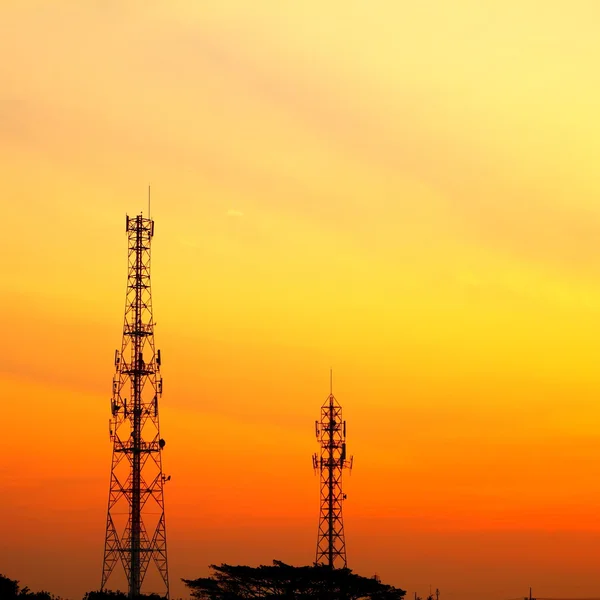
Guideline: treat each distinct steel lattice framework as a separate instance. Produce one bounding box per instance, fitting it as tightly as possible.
[312,373,353,568]
[101,213,170,599]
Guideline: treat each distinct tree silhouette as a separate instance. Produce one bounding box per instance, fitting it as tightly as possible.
[183,561,406,600]
[0,574,56,599]
[83,592,165,600]
[82,592,128,600]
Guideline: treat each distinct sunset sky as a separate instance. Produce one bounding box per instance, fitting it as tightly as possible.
[3,1,600,599]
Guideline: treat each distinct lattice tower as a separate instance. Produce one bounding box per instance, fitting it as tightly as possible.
[101,213,170,598]
[312,372,353,568]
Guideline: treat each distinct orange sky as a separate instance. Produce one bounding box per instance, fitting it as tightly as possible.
[3,1,600,599]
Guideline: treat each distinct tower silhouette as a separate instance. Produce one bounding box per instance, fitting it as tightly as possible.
[312,371,353,568]
[101,213,169,598]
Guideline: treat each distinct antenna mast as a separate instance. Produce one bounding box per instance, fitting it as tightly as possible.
[101,212,169,598]
[312,372,353,568]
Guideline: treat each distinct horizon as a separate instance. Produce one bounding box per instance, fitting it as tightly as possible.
[3,2,600,599]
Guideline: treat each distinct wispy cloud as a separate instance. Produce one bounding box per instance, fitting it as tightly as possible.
[227,209,244,218]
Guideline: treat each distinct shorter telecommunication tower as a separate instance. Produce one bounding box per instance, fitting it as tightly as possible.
[312,371,353,568]
[101,212,169,598]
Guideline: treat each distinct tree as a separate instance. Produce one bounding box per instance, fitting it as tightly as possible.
[82,592,128,600]
[183,560,406,600]
[0,574,57,599]
[0,574,20,599]
[19,590,54,600]
[82,592,165,600]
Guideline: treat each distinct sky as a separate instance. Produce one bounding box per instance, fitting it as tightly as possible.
[2,1,600,599]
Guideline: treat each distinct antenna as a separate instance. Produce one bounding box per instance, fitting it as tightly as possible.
[330,368,333,395]
[148,185,151,219]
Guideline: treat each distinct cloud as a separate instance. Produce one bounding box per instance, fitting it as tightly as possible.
[227,209,244,218]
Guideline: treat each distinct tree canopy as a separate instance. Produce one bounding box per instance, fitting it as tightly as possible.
[0,575,168,600]
[183,561,406,600]
[83,591,165,600]
[0,573,55,599]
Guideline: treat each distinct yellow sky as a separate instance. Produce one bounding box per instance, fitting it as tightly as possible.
[2,1,600,599]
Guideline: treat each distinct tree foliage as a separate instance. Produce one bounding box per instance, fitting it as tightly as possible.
[83,592,165,600]
[82,592,128,600]
[0,573,56,599]
[0,575,167,600]
[183,561,406,600]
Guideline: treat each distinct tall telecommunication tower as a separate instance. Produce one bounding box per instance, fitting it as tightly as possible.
[312,372,353,568]
[101,213,170,598]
